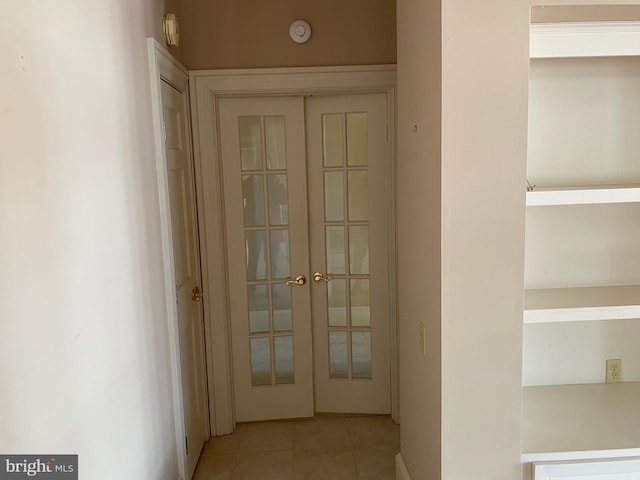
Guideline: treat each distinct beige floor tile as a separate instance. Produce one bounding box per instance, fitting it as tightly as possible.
[232,450,293,480]
[208,433,240,455]
[347,416,400,449]
[294,417,350,450]
[236,421,294,452]
[193,416,399,480]
[353,442,397,480]
[193,453,234,480]
[294,448,357,480]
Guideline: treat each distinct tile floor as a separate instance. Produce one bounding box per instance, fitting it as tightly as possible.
[193,415,399,480]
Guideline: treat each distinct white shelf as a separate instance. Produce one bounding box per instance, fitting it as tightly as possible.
[524,285,640,324]
[531,22,640,58]
[522,382,640,459]
[526,185,640,206]
[532,0,640,6]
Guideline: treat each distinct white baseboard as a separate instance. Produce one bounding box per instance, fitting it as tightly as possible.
[396,453,412,480]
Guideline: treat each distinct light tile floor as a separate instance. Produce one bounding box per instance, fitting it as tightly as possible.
[193,415,399,480]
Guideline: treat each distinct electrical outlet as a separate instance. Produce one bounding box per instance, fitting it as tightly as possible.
[606,358,622,384]
[419,322,426,355]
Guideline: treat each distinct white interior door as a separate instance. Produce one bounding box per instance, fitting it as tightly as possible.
[218,96,314,422]
[218,92,391,421]
[306,93,391,414]
[161,80,209,479]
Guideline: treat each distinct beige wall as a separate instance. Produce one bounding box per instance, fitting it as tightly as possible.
[532,5,640,22]
[397,0,528,478]
[440,1,528,478]
[180,0,396,69]
[396,0,442,478]
[1,1,180,478]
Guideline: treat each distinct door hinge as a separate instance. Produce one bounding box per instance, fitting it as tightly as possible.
[386,123,389,143]
[185,436,188,455]
[162,120,167,143]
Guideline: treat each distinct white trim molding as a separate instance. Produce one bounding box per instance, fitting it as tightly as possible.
[533,457,640,480]
[147,38,191,480]
[531,22,640,58]
[190,65,398,434]
[396,453,412,480]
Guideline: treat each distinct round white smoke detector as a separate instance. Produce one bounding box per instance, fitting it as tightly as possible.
[289,20,311,44]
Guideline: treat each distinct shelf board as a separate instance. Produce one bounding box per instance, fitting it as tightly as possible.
[522,382,640,461]
[526,185,640,206]
[524,286,640,324]
[531,22,640,58]
[532,0,640,6]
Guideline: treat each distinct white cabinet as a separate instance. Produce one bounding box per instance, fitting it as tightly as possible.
[522,20,640,476]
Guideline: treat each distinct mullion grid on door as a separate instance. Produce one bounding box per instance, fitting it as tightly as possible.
[322,111,372,381]
[240,114,294,388]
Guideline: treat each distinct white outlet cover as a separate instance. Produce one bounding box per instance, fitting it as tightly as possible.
[289,20,311,44]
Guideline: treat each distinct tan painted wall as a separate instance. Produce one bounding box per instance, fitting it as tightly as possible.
[397,1,528,478]
[532,5,640,22]
[396,0,442,477]
[440,1,528,477]
[180,0,396,69]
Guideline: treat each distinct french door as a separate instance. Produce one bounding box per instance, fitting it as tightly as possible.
[218,93,390,422]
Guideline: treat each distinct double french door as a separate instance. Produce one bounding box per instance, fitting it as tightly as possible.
[219,93,390,422]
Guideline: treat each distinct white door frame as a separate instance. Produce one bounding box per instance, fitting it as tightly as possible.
[147,38,206,480]
[190,65,398,435]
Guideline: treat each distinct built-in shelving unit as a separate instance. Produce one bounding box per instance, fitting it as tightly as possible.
[522,19,640,479]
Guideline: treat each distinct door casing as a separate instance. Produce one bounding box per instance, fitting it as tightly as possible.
[147,38,210,480]
[190,65,398,435]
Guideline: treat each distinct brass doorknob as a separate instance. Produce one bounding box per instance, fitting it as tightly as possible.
[192,285,203,302]
[313,272,332,283]
[285,275,307,286]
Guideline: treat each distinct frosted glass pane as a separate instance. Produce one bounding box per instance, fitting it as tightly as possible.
[350,279,370,327]
[351,331,371,379]
[274,336,294,384]
[272,283,292,332]
[349,226,369,275]
[265,116,286,170]
[328,279,347,327]
[250,337,271,386]
[267,174,288,225]
[348,171,368,221]
[323,114,344,167]
[246,230,267,281]
[270,230,290,279]
[242,174,265,226]
[329,331,348,379]
[248,284,269,333]
[347,113,368,166]
[239,116,262,171]
[325,226,345,274]
[325,172,344,221]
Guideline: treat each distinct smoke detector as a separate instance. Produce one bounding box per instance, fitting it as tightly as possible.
[289,20,311,44]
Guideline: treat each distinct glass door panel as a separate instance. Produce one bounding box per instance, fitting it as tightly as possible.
[219,96,313,422]
[307,93,390,414]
